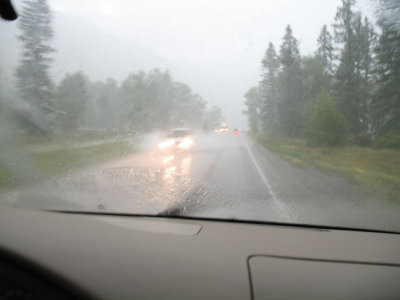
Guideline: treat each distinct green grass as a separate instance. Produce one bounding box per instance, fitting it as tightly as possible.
[11,129,123,150]
[253,134,400,202]
[34,141,132,173]
[0,141,133,190]
[0,167,15,189]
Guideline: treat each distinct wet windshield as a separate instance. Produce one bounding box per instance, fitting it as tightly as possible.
[0,0,399,232]
[168,129,193,138]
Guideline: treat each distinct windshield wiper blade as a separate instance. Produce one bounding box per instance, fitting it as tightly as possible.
[0,0,18,21]
[45,209,400,235]
[156,205,186,217]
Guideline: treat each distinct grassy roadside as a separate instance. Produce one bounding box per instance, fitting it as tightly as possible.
[253,134,400,202]
[0,141,134,190]
[10,129,125,151]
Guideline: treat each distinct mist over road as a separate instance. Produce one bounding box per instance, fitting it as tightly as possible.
[6,133,400,232]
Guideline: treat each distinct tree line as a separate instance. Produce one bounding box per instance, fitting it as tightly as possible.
[244,0,400,148]
[54,69,221,133]
[0,0,222,136]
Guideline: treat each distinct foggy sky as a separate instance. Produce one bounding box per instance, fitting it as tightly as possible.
[4,0,376,129]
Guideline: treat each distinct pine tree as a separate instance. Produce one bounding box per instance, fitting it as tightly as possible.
[372,25,400,135]
[278,25,304,137]
[356,16,376,134]
[333,0,358,135]
[316,25,334,95]
[377,0,400,33]
[15,0,55,133]
[259,42,280,133]
[302,25,335,103]
[333,0,375,140]
[371,0,400,137]
[316,24,334,78]
[243,87,261,133]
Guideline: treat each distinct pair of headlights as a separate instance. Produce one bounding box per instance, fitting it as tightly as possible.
[158,138,193,150]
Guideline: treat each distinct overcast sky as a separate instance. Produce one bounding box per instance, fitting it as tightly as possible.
[46,0,375,62]
[9,0,376,129]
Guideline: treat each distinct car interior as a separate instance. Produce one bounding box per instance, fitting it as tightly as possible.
[1,206,400,299]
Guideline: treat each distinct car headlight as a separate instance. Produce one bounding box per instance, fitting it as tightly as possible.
[158,140,174,149]
[178,138,193,149]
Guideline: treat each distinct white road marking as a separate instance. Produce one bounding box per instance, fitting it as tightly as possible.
[242,135,294,221]
[242,136,278,202]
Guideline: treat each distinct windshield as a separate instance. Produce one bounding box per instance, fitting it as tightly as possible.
[168,129,193,138]
[1,0,399,232]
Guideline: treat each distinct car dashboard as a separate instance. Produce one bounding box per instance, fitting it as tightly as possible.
[0,206,400,299]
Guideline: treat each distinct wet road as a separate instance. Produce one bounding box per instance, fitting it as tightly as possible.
[4,133,400,231]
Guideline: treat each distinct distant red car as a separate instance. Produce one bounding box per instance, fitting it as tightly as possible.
[232,128,239,136]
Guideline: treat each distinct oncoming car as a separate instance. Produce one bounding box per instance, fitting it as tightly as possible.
[158,128,194,153]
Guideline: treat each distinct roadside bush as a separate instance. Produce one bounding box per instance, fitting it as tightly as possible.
[374,130,400,149]
[304,92,348,147]
[353,132,373,147]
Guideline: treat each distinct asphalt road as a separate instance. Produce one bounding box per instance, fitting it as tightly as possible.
[4,133,400,232]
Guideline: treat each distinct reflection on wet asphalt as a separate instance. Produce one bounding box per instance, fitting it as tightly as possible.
[3,133,400,231]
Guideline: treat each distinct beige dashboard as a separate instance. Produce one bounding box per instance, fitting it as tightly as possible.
[1,206,400,299]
